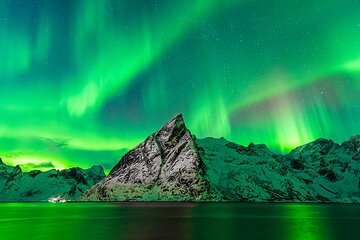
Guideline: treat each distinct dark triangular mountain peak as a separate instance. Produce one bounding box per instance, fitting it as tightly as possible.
[155,113,189,153]
[80,112,360,203]
[156,113,185,136]
[82,113,209,201]
[341,135,360,152]
[288,137,336,158]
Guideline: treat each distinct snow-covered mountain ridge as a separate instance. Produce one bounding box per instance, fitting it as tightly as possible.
[81,114,360,202]
[2,114,359,202]
[0,158,105,201]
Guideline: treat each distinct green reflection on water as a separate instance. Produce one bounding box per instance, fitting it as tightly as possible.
[284,204,332,240]
[190,203,236,239]
[0,203,355,240]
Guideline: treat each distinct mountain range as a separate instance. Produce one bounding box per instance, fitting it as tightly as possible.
[80,113,360,202]
[1,113,359,202]
[0,158,105,201]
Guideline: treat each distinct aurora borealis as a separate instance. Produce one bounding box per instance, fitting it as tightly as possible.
[1,0,360,172]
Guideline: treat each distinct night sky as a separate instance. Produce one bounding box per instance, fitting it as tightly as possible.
[1,0,360,172]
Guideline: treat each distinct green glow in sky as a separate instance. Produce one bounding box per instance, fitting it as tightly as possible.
[0,0,360,171]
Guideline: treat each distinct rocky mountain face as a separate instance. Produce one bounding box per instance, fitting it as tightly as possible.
[0,158,105,202]
[196,137,317,202]
[81,114,360,203]
[282,136,360,202]
[197,136,360,202]
[80,113,211,201]
[2,114,359,202]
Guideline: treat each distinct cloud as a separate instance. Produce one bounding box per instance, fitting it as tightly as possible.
[3,151,26,158]
[41,137,71,150]
[20,162,55,170]
[1,138,69,160]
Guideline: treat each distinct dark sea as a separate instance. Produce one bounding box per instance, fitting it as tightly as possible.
[0,203,359,240]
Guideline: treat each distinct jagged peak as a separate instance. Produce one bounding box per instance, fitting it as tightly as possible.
[247,142,268,149]
[308,138,334,148]
[0,157,3,164]
[313,137,332,143]
[87,165,106,175]
[13,165,22,174]
[341,135,360,151]
[61,167,82,172]
[88,165,104,171]
[156,113,185,134]
[154,113,190,150]
[346,135,360,142]
[288,137,335,156]
[172,112,183,120]
[106,113,187,177]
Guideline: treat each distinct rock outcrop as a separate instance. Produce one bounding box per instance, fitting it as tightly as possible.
[283,136,360,202]
[196,137,317,202]
[196,136,360,202]
[80,113,210,201]
[0,160,105,202]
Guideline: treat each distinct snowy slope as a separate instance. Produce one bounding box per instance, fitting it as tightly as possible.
[283,136,360,202]
[0,158,14,191]
[81,114,360,203]
[0,159,105,202]
[80,113,210,201]
[2,113,359,202]
[196,137,318,202]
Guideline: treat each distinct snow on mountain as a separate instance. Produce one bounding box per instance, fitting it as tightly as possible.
[0,158,105,202]
[80,113,210,201]
[283,136,360,202]
[196,137,317,202]
[2,114,359,203]
[81,114,360,203]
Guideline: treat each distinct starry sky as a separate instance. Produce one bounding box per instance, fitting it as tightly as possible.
[1,0,360,172]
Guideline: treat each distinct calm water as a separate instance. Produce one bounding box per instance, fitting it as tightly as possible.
[0,203,359,240]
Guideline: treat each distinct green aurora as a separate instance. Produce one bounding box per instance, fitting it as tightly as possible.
[0,0,360,172]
